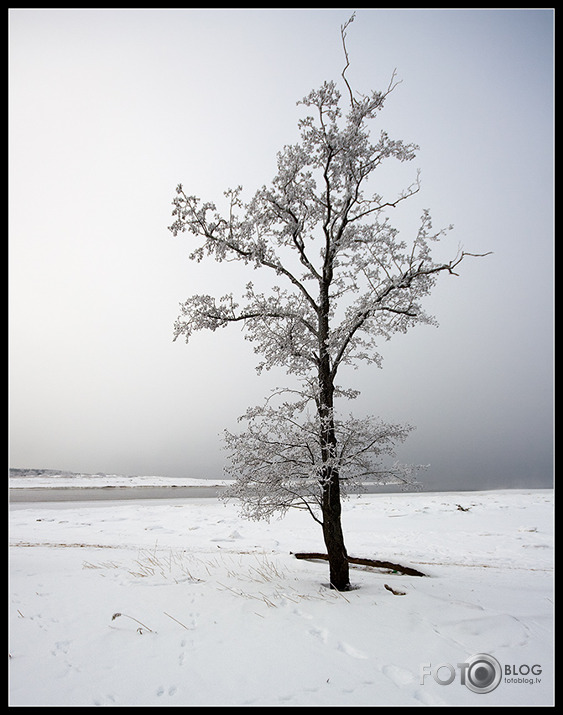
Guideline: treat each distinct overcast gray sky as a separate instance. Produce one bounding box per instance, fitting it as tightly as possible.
[9,9,553,490]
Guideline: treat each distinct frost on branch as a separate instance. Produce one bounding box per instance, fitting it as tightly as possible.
[222,399,423,523]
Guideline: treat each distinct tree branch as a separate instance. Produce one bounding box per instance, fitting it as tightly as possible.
[173,187,320,315]
[329,250,492,379]
[340,13,357,108]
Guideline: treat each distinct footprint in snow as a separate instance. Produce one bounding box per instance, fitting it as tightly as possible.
[382,663,414,687]
[308,626,329,644]
[337,641,368,659]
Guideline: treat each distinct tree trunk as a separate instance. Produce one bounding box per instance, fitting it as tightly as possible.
[321,472,350,590]
[317,338,350,588]
[317,269,350,590]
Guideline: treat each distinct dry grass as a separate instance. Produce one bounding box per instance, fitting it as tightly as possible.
[83,546,346,610]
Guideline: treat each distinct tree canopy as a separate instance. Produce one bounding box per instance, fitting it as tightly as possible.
[169,15,487,589]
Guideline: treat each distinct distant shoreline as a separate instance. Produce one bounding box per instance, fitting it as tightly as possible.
[9,485,225,503]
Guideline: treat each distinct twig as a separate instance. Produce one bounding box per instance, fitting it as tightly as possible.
[163,611,191,630]
[329,583,351,603]
[111,612,154,633]
[384,584,406,596]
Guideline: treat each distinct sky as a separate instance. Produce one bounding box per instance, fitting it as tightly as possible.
[9,8,553,490]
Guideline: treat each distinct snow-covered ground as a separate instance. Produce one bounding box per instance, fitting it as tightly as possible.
[9,468,231,489]
[9,488,553,706]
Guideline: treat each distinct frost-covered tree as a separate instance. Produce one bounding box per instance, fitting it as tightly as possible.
[169,15,486,590]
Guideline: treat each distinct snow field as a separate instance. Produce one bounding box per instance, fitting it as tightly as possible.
[9,490,553,706]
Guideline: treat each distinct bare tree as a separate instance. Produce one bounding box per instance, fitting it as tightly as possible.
[169,15,487,590]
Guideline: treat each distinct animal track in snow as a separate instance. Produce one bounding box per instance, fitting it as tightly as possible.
[156,685,177,697]
[51,640,70,656]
